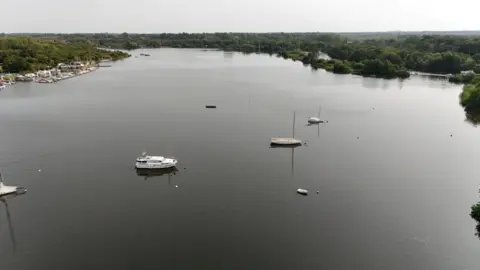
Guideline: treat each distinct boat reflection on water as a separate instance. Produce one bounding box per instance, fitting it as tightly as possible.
[306,122,321,138]
[135,167,179,181]
[269,144,302,149]
[270,143,299,176]
[1,191,26,251]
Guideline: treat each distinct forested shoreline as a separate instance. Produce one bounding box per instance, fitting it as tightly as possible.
[3,32,480,114]
[16,33,480,79]
[0,37,129,74]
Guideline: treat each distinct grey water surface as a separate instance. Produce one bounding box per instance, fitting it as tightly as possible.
[0,48,479,270]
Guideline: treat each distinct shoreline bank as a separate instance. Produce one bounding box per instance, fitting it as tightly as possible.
[8,61,113,84]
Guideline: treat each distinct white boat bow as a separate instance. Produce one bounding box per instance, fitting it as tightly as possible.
[0,173,26,196]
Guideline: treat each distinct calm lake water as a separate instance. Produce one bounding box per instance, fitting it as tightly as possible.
[1,49,479,270]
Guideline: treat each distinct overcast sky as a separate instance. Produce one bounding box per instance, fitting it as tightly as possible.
[4,0,480,33]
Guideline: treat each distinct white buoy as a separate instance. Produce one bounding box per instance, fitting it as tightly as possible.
[175,185,178,188]
[38,169,42,172]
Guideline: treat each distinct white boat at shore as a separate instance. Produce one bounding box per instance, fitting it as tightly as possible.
[135,152,178,169]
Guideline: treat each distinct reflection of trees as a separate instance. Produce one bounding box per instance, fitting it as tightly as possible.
[361,77,380,89]
[464,108,480,126]
[471,197,480,239]
[475,223,480,239]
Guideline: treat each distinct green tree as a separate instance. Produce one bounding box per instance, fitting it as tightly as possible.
[361,59,397,78]
[8,32,480,79]
[2,55,29,73]
[471,203,480,222]
[473,53,480,63]
[382,51,403,65]
[332,61,352,74]
[463,58,476,70]
[0,37,130,73]
[124,41,140,50]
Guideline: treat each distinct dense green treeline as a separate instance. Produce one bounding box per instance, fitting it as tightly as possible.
[460,77,480,124]
[0,37,129,73]
[470,190,480,238]
[17,32,480,80]
[6,33,480,113]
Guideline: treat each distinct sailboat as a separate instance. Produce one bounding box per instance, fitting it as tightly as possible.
[270,111,302,146]
[308,105,324,124]
[0,172,26,197]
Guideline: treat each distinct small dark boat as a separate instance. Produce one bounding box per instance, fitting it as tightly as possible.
[205,105,217,109]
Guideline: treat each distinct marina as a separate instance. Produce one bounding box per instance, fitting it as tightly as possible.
[2,60,111,84]
[0,78,15,90]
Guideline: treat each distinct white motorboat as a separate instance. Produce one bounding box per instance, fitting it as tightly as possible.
[297,188,308,195]
[270,111,302,146]
[308,105,324,124]
[0,172,26,196]
[135,152,178,169]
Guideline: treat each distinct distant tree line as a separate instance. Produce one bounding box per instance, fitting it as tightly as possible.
[460,76,480,124]
[17,32,480,79]
[7,33,480,113]
[0,37,130,73]
[470,189,480,238]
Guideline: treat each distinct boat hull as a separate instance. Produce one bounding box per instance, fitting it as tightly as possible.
[135,161,178,169]
[308,117,324,124]
[297,189,308,195]
[270,138,302,146]
[0,187,26,197]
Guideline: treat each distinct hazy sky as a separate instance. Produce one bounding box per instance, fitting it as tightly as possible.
[4,0,480,33]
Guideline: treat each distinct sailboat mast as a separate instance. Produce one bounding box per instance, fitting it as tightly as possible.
[293,111,296,138]
[4,200,17,251]
[291,147,294,176]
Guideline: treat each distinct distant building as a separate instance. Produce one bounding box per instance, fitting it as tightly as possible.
[461,70,476,75]
[37,70,51,78]
[57,62,85,71]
